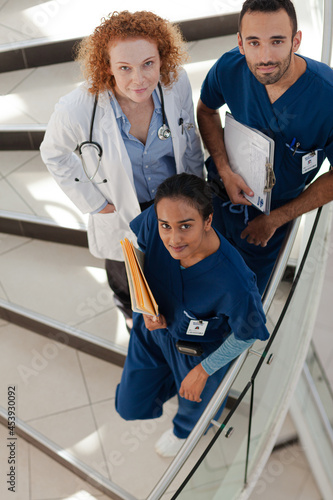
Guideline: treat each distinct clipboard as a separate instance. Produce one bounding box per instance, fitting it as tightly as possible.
[224,112,275,214]
[120,238,159,316]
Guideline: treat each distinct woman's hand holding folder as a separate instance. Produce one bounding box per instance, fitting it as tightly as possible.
[143,313,167,331]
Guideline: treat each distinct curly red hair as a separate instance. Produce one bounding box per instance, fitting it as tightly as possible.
[75,11,188,94]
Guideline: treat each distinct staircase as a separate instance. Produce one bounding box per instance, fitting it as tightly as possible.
[1,2,332,499]
[0,6,241,499]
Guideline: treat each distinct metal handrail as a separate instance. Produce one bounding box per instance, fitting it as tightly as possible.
[0,298,127,357]
[308,341,333,403]
[321,0,333,65]
[261,217,301,311]
[0,124,47,131]
[0,210,87,230]
[147,351,249,500]
[0,407,136,500]
[147,216,301,500]
[303,363,333,444]
[0,35,82,53]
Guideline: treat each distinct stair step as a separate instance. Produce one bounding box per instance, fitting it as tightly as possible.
[0,321,181,499]
[0,319,132,498]
[0,212,87,246]
[0,409,134,500]
[0,298,126,365]
[0,13,239,73]
[0,150,89,239]
[0,128,46,150]
[0,233,129,361]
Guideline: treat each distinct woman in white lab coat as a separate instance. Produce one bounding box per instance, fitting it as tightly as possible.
[40,11,204,325]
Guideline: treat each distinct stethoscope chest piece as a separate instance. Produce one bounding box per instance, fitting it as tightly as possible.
[158,123,171,140]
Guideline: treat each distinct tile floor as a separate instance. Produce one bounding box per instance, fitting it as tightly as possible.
[0,232,128,348]
[0,0,331,498]
[0,311,228,500]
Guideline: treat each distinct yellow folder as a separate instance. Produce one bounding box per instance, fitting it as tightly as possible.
[120,238,159,316]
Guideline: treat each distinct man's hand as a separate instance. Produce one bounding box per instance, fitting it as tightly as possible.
[179,364,209,403]
[143,314,167,331]
[241,170,333,247]
[222,171,254,206]
[197,99,254,206]
[241,213,278,247]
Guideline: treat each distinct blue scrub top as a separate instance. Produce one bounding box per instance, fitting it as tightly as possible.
[200,47,333,207]
[130,206,269,343]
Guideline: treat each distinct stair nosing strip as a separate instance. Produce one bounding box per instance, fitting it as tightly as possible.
[0,408,136,500]
[0,298,127,357]
[0,210,87,231]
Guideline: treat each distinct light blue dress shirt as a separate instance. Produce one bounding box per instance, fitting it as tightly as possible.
[91,88,176,214]
[111,88,176,203]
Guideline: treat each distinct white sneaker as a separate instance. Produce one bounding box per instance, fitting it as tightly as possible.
[155,428,186,458]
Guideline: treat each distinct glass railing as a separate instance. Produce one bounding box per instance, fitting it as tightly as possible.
[160,202,332,499]
[154,1,333,496]
[306,342,333,426]
[291,356,333,500]
[288,337,333,500]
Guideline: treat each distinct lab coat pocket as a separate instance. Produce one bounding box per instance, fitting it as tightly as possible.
[88,211,132,260]
[179,109,194,152]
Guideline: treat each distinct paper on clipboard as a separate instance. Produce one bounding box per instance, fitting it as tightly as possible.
[224,112,275,214]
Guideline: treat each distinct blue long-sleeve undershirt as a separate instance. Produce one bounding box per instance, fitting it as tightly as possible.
[201,332,254,376]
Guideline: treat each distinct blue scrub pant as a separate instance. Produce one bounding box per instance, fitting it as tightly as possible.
[115,316,231,439]
[211,196,288,295]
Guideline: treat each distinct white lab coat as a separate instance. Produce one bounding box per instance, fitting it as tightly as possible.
[40,70,204,261]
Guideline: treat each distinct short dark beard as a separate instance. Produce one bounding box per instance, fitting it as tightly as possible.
[247,46,293,85]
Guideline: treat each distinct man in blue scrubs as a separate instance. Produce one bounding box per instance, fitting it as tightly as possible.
[197,0,333,293]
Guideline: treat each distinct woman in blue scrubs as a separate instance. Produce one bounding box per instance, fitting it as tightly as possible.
[115,173,269,457]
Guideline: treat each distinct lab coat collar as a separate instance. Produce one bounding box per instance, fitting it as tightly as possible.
[159,82,181,171]
[96,90,139,214]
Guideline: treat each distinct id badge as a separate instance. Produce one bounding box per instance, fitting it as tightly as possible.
[186,320,208,336]
[302,151,318,174]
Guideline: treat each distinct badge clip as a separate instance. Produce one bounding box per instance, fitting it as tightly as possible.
[264,160,276,193]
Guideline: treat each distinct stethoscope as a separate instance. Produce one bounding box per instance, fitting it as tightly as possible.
[156,82,172,140]
[75,83,171,184]
[75,94,106,184]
